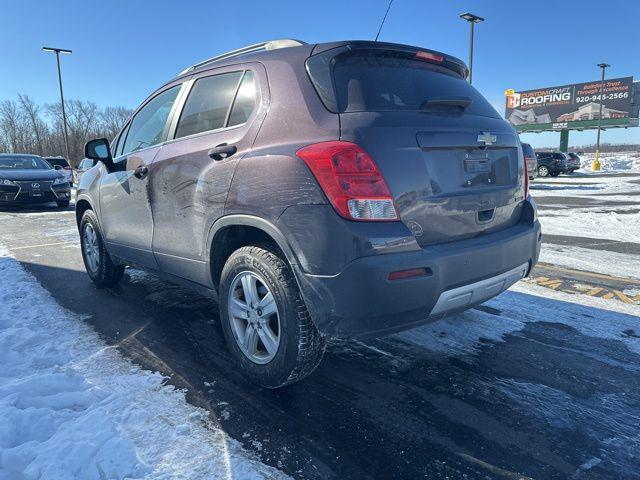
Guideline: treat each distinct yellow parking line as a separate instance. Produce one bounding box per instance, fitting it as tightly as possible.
[11,241,76,251]
[585,287,604,296]
[613,290,634,304]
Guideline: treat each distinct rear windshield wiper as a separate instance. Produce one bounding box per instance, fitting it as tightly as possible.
[420,97,473,111]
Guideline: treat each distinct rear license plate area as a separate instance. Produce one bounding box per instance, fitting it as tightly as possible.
[464,157,490,173]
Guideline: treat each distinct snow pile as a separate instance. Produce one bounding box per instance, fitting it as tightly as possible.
[579,152,640,171]
[0,245,287,480]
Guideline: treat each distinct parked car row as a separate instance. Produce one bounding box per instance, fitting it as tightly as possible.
[519,142,582,178]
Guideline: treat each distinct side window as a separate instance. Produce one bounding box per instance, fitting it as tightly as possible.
[122,85,181,155]
[175,71,243,139]
[228,70,256,127]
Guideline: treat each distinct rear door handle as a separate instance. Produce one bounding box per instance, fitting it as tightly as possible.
[133,165,148,179]
[208,143,237,161]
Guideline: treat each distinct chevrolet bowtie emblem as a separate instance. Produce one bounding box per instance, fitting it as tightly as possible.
[477,132,497,146]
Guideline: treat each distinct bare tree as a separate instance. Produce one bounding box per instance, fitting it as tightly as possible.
[0,100,26,153]
[18,94,47,156]
[1,94,132,165]
[100,106,132,141]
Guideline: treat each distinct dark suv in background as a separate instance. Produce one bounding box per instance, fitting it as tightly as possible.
[566,152,581,173]
[535,151,568,177]
[520,143,538,180]
[78,39,541,387]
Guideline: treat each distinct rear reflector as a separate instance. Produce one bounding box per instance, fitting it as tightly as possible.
[296,141,398,221]
[388,268,429,281]
[415,51,444,63]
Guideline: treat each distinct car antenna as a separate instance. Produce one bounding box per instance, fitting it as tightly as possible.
[374,0,394,42]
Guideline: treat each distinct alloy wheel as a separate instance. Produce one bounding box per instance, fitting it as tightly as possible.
[228,271,281,364]
[82,223,100,272]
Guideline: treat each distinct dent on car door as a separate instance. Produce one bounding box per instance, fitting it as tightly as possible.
[99,84,184,268]
[150,67,266,286]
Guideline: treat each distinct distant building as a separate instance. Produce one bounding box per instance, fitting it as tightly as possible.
[508,108,552,125]
[557,102,628,122]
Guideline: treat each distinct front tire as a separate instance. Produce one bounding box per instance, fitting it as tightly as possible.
[80,210,124,287]
[219,246,326,388]
[537,165,549,177]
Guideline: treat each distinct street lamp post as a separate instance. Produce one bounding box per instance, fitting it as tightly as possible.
[459,12,484,85]
[593,62,610,171]
[42,47,72,161]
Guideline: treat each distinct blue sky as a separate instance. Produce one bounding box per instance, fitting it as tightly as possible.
[1,0,638,148]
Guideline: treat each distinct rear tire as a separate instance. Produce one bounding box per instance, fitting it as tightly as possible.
[219,245,326,388]
[79,210,125,287]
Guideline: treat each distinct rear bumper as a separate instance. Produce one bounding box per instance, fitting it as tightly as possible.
[296,217,541,338]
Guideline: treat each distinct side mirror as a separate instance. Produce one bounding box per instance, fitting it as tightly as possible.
[85,138,113,163]
[53,164,62,170]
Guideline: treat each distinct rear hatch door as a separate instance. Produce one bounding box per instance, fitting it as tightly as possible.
[308,45,525,246]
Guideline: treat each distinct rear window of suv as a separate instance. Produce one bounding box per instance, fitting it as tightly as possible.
[307,49,499,118]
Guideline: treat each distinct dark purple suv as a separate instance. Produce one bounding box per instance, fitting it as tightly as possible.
[78,39,541,387]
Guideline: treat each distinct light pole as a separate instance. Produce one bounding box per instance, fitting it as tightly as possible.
[42,47,72,161]
[459,12,484,85]
[593,62,610,171]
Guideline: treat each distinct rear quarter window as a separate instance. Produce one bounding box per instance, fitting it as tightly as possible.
[175,71,243,139]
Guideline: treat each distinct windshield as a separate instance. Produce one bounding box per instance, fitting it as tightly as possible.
[0,156,52,170]
[328,52,499,117]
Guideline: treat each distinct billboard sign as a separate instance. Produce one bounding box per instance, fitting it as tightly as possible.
[505,76,634,132]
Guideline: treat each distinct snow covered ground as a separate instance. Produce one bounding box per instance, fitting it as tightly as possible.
[579,151,640,172]
[530,172,640,280]
[0,244,288,480]
[539,244,640,281]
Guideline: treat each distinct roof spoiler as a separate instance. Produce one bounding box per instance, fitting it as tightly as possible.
[179,39,307,75]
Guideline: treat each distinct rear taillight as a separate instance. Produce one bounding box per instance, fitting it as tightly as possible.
[296,141,398,221]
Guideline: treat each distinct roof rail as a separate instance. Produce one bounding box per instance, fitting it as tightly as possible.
[179,39,307,75]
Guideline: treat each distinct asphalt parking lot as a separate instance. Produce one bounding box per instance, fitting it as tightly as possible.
[1,173,639,479]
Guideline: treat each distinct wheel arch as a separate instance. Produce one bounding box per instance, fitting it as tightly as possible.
[75,197,94,227]
[207,215,301,291]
